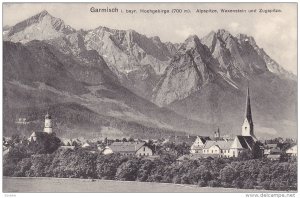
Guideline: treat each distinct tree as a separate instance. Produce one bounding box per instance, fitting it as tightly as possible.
[243,178,255,189]
[279,153,289,162]
[28,135,61,154]
[11,134,21,145]
[96,154,126,180]
[14,158,32,177]
[137,160,155,182]
[116,158,140,181]
[252,141,264,159]
[238,150,253,160]
[220,165,236,184]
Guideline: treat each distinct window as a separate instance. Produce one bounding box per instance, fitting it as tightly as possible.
[143,147,146,151]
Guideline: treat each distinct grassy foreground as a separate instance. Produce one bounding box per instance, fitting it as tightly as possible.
[3,177,279,193]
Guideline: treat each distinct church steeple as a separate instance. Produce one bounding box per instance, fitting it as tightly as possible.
[245,86,253,125]
[242,84,254,137]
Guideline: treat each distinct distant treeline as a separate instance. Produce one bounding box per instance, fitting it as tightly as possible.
[3,143,297,191]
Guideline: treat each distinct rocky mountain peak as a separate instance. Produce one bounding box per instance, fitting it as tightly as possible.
[179,35,206,53]
[185,34,200,43]
[4,10,75,43]
[36,9,50,17]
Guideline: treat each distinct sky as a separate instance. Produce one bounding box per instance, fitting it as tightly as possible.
[3,3,297,74]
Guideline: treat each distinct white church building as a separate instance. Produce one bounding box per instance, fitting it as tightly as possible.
[29,112,55,142]
[190,86,257,158]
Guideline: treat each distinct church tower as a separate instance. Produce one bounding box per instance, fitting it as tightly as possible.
[242,86,255,137]
[214,128,221,139]
[43,112,53,134]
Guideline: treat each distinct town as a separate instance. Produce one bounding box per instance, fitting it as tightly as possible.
[3,86,297,191]
[3,86,297,161]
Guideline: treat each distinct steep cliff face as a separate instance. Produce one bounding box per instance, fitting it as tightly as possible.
[84,27,172,74]
[83,27,176,99]
[201,30,268,79]
[154,29,296,107]
[153,35,221,106]
[46,32,119,85]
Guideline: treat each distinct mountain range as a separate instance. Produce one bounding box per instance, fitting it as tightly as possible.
[3,10,297,139]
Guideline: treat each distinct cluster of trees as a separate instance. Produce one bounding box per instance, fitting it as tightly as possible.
[3,144,297,191]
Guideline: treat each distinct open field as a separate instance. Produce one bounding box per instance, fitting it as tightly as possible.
[2,177,283,193]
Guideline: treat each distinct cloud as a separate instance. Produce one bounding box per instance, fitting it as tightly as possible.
[229,22,240,32]
[251,15,297,74]
[175,26,196,40]
[256,126,278,136]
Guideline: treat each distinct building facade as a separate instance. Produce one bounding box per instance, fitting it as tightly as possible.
[102,142,153,156]
[29,112,55,142]
[43,112,53,134]
[286,145,297,157]
[190,86,257,158]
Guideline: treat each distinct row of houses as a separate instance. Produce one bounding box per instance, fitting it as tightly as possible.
[60,141,154,157]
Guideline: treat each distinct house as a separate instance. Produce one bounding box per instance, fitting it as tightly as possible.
[15,118,29,125]
[60,146,75,150]
[102,146,113,155]
[102,142,153,156]
[82,142,91,148]
[263,143,279,155]
[202,140,233,157]
[190,136,211,154]
[286,144,297,157]
[267,154,281,161]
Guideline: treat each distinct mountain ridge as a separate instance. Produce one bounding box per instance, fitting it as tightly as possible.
[3,10,297,138]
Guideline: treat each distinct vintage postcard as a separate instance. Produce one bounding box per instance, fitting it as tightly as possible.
[2,2,298,194]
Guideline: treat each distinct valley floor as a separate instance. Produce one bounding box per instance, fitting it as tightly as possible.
[3,177,283,193]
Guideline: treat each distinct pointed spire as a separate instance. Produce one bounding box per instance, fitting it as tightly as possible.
[245,83,253,124]
[45,109,51,119]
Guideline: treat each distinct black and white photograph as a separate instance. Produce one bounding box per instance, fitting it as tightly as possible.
[1,2,298,195]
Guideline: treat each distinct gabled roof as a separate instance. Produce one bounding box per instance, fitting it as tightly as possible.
[109,142,145,153]
[235,136,255,149]
[203,140,233,150]
[197,136,211,144]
